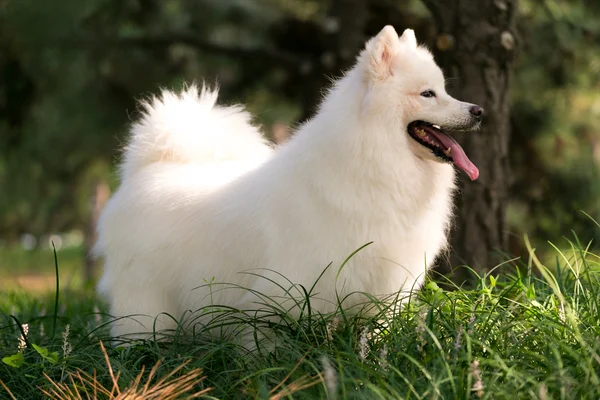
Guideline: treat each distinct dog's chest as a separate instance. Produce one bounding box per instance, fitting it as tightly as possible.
[380,183,455,271]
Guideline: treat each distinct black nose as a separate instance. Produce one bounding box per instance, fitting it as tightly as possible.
[469,105,484,119]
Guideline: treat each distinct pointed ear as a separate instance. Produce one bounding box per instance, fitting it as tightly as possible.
[365,25,399,79]
[399,29,417,49]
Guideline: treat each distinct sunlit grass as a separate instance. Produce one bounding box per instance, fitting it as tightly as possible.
[1,233,599,399]
[0,246,90,292]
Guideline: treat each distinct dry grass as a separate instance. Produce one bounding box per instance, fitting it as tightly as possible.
[40,342,210,400]
[0,341,323,399]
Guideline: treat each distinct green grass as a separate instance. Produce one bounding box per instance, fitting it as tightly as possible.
[0,246,88,292]
[1,234,599,399]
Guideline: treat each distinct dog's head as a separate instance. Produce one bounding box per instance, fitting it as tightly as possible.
[359,26,482,180]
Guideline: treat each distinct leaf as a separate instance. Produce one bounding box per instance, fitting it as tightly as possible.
[530,300,543,308]
[32,343,59,364]
[46,350,59,364]
[526,284,536,299]
[2,353,25,368]
[426,281,440,292]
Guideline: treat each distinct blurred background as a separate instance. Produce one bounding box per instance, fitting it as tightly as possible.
[0,0,599,292]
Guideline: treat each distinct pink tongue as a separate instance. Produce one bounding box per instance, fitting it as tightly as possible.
[427,129,479,181]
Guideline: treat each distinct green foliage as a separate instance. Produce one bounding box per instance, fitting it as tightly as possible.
[510,0,600,246]
[0,0,306,239]
[1,235,599,398]
[1,353,24,369]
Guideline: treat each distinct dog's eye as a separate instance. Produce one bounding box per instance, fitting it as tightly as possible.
[420,90,436,98]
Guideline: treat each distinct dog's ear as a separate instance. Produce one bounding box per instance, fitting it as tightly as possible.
[365,25,400,80]
[399,29,417,49]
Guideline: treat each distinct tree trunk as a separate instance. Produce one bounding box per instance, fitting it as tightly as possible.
[423,0,518,282]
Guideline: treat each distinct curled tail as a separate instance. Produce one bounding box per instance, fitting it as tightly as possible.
[120,84,272,180]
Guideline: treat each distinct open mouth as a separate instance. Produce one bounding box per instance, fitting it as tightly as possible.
[408,121,479,181]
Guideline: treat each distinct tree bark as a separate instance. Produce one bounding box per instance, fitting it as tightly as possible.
[423,0,518,282]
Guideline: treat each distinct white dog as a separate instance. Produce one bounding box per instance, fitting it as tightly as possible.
[96,26,483,340]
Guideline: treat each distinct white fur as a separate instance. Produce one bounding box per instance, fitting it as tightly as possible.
[97,27,474,339]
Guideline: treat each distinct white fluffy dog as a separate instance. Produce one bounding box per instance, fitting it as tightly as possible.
[96,26,483,340]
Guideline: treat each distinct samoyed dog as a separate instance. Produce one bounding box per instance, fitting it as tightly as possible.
[96,26,483,340]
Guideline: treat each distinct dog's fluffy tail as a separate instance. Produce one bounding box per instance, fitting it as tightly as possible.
[120,84,272,179]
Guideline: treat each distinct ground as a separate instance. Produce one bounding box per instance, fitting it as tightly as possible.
[0,237,599,399]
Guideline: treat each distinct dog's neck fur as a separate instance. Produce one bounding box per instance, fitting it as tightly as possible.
[270,66,457,226]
